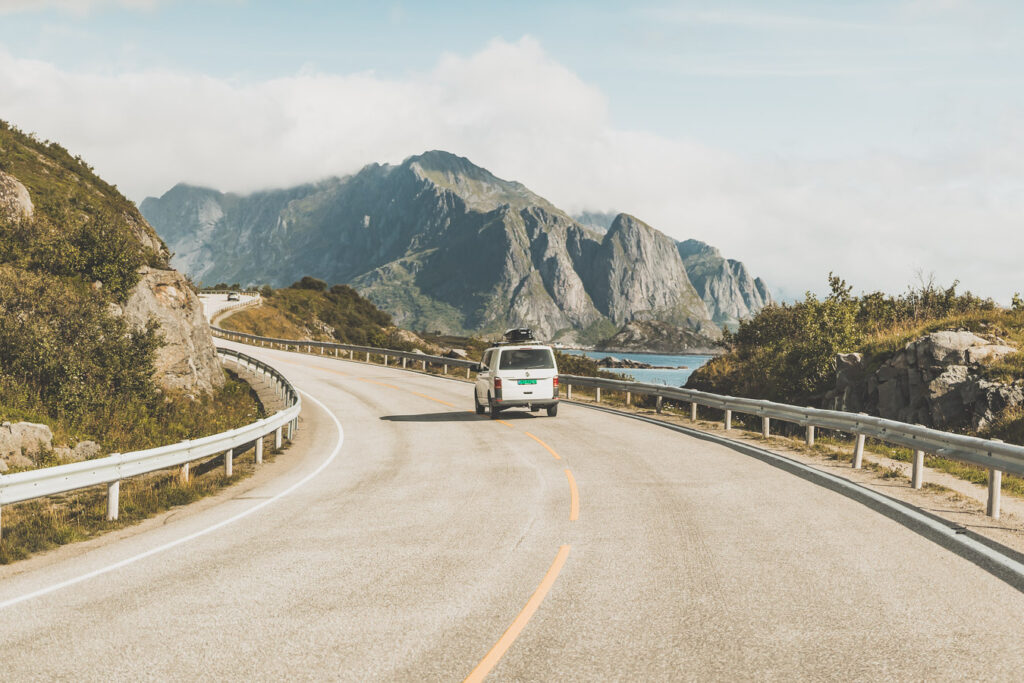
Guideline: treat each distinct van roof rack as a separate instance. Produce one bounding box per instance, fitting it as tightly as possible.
[492,327,542,346]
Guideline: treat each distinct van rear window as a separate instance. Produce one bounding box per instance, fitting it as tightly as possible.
[498,349,555,370]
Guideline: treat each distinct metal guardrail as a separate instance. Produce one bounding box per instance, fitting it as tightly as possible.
[0,348,300,538]
[212,325,1020,519]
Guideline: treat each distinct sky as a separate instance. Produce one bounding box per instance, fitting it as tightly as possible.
[1,0,1022,303]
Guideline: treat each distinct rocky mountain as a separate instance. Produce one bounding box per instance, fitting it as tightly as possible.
[142,151,769,344]
[677,239,772,331]
[595,320,724,355]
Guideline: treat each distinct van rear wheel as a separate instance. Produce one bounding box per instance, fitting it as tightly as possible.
[489,397,502,419]
[546,404,558,417]
[474,393,485,415]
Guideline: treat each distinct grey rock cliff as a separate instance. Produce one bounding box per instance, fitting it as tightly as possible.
[677,239,772,330]
[120,267,225,394]
[825,330,1021,431]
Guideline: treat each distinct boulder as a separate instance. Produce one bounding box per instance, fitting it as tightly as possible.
[0,421,54,470]
[120,267,225,394]
[0,171,33,220]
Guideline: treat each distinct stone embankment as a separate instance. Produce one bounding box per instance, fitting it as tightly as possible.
[825,330,1021,431]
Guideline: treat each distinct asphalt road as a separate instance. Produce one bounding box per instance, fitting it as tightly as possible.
[3,342,1024,681]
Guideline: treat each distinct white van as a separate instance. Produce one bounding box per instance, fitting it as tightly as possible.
[473,329,559,418]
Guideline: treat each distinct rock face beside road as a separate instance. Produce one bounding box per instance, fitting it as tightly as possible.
[825,330,1022,430]
[120,267,224,394]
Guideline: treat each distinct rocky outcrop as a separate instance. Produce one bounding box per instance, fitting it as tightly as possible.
[0,422,103,472]
[142,151,770,344]
[596,320,724,355]
[0,170,33,220]
[824,330,1022,430]
[677,239,772,330]
[117,267,224,394]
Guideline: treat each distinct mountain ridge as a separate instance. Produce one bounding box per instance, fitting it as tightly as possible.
[142,151,770,344]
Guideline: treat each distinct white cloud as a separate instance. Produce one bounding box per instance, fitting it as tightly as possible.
[0,37,1021,304]
[0,0,158,14]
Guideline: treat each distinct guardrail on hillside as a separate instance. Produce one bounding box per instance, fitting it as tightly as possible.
[0,348,300,539]
[211,326,1021,519]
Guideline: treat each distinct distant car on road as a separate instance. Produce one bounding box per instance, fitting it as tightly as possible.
[474,328,559,418]
[227,292,240,301]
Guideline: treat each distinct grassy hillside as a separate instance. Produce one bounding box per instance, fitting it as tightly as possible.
[221,277,422,350]
[0,120,260,456]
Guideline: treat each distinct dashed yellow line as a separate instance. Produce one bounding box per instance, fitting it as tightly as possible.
[496,419,515,428]
[524,432,560,460]
[463,545,571,683]
[564,470,579,521]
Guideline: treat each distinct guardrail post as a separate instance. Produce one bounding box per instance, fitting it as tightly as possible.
[256,436,263,465]
[656,395,662,414]
[366,352,371,362]
[567,384,572,400]
[402,357,407,368]
[107,480,120,521]
[466,366,470,379]
[912,450,924,489]
[444,364,448,375]
[596,387,601,403]
[180,461,190,483]
[690,402,697,421]
[320,346,324,355]
[286,421,293,441]
[724,409,732,431]
[334,348,338,357]
[853,434,865,469]
[806,425,815,446]
[384,354,389,366]
[421,360,426,371]
[0,504,3,541]
[988,468,1003,519]
[275,426,283,449]
[225,449,233,477]
[626,391,631,406]
[761,416,770,438]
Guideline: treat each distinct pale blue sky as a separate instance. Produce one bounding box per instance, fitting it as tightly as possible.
[1,0,1023,301]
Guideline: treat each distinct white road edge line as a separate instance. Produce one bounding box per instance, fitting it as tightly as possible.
[572,401,1024,584]
[0,387,343,612]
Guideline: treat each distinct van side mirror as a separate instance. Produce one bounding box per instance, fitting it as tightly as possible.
[471,363,482,373]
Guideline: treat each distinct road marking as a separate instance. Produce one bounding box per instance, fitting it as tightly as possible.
[410,391,456,407]
[524,432,560,460]
[358,377,399,390]
[0,388,344,612]
[497,419,514,428]
[463,545,571,683]
[564,470,579,521]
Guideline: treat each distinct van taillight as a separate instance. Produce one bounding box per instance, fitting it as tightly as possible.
[494,378,502,390]
[553,376,559,388]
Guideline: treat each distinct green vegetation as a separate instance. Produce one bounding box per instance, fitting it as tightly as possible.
[0,120,261,457]
[553,351,624,380]
[688,274,1005,404]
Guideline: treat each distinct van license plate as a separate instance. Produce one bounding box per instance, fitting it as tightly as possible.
[518,379,537,385]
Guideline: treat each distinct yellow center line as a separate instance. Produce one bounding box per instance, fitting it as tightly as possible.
[358,378,399,390]
[524,432,560,460]
[496,419,515,428]
[564,470,579,521]
[463,545,571,683]
[410,391,456,407]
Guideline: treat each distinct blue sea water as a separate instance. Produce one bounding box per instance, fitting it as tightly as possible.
[559,349,713,387]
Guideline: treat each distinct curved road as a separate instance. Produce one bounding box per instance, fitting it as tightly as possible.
[3,342,1024,680]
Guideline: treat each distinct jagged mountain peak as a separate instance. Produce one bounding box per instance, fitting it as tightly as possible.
[403,150,551,213]
[677,238,722,260]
